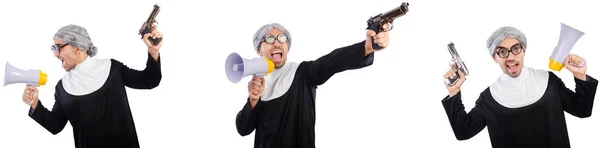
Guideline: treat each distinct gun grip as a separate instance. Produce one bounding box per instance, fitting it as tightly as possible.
[445,70,460,86]
[371,27,384,50]
[366,22,384,50]
[148,37,162,46]
[372,37,383,50]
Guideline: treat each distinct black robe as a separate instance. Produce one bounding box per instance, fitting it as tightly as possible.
[28,53,161,148]
[236,41,374,148]
[442,72,598,148]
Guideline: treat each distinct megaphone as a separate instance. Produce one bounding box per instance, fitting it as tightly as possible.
[225,52,275,83]
[549,22,585,71]
[4,62,48,87]
[4,62,48,102]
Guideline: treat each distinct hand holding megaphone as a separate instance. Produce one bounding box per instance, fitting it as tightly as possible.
[225,52,274,109]
[564,54,588,80]
[549,22,586,71]
[565,54,586,68]
[247,76,265,109]
[23,85,40,108]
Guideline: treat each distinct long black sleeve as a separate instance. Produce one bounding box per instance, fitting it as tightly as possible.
[556,73,598,118]
[441,91,487,140]
[120,53,162,89]
[28,92,69,135]
[236,97,259,136]
[305,40,374,86]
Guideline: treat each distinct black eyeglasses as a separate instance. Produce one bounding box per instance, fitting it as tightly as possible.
[51,43,69,54]
[262,33,287,44]
[495,43,523,58]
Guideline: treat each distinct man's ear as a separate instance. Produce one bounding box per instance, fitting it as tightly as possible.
[493,55,499,63]
[257,46,264,57]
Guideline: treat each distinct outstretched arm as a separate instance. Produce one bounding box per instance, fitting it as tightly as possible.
[305,40,374,86]
[441,91,487,140]
[236,97,259,136]
[121,53,162,89]
[305,28,390,86]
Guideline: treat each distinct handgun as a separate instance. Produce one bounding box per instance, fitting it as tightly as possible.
[445,42,470,86]
[139,4,162,46]
[366,2,409,50]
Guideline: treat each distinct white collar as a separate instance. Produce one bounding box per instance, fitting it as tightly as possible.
[261,61,300,101]
[62,56,112,96]
[490,67,549,108]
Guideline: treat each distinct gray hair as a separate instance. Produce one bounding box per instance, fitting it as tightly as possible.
[486,26,527,57]
[252,23,292,51]
[53,24,98,57]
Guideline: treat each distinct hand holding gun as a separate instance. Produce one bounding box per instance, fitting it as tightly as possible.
[445,42,470,86]
[139,4,162,46]
[366,2,409,50]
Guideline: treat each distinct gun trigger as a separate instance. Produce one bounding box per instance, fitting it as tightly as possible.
[384,23,394,32]
[153,22,159,28]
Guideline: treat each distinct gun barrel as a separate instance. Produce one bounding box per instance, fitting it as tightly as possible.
[146,5,160,23]
[447,42,469,75]
[381,2,409,20]
[448,42,457,58]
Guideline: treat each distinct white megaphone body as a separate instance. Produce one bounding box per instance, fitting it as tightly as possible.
[225,52,275,83]
[4,62,48,87]
[549,22,585,71]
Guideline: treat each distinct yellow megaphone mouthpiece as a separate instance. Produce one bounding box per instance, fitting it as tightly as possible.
[265,58,275,75]
[38,70,48,86]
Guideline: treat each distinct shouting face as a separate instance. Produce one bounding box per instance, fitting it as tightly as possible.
[52,39,82,72]
[257,28,289,68]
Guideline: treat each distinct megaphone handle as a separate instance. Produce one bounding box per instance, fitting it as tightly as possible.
[26,84,36,101]
[567,60,585,68]
[576,61,585,68]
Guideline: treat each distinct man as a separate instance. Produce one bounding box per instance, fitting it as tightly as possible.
[441,26,597,148]
[235,22,391,148]
[22,24,163,148]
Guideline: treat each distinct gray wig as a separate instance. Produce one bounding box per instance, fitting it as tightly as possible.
[486,26,527,57]
[252,23,292,51]
[53,24,98,57]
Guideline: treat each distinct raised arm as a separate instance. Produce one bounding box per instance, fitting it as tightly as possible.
[121,23,163,89]
[554,73,598,118]
[441,91,487,140]
[559,54,598,118]
[120,53,162,89]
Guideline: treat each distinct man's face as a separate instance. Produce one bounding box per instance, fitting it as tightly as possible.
[257,29,289,68]
[493,38,525,77]
[53,39,79,72]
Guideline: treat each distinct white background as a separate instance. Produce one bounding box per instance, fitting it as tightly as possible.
[1,0,599,147]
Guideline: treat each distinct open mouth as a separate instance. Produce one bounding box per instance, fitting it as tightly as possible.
[61,59,66,68]
[271,50,283,62]
[507,63,519,73]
